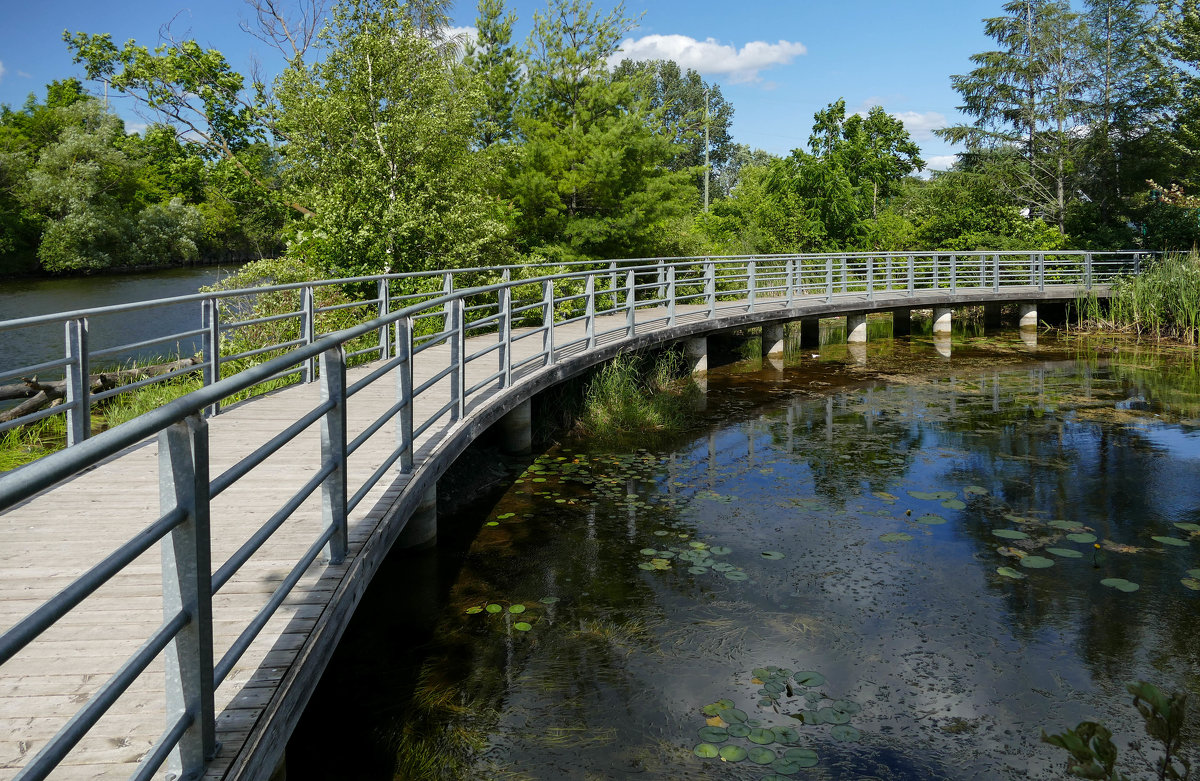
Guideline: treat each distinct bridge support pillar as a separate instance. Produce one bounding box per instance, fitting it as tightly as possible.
[761,322,785,357]
[892,308,911,337]
[933,306,953,334]
[398,485,437,551]
[799,318,820,348]
[1018,302,1038,328]
[934,333,953,358]
[499,399,532,455]
[846,312,867,343]
[984,302,1003,329]
[684,336,707,375]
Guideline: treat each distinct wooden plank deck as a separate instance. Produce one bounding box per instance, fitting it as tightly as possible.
[0,286,1076,779]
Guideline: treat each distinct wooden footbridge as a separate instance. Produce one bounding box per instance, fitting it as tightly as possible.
[0,251,1145,779]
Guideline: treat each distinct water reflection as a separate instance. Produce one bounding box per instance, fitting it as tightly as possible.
[291,333,1200,780]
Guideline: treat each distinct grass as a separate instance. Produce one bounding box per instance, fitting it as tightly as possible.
[573,350,699,444]
[1074,252,1200,344]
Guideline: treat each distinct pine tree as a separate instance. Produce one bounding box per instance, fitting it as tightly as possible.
[462,0,522,147]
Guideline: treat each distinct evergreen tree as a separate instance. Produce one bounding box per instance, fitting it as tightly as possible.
[462,0,522,147]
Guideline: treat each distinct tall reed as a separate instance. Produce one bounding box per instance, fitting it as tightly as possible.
[1075,252,1200,344]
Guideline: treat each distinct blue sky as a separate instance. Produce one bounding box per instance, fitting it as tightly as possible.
[0,0,1005,170]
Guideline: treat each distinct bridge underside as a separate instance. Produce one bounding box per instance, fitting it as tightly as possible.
[0,285,1101,780]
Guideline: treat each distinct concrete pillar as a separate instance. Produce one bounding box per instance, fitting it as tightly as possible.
[398,485,437,550]
[891,308,911,337]
[932,306,953,334]
[846,312,868,343]
[848,342,867,365]
[684,336,707,375]
[934,333,952,358]
[983,302,1002,330]
[498,398,532,455]
[799,318,820,348]
[1018,302,1038,328]
[761,322,785,357]
[1020,328,1038,349]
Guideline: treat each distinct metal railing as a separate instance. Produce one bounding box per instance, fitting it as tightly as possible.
[0,249,1150,779]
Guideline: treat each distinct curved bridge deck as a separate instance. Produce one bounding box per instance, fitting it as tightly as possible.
[0,263,1118,780]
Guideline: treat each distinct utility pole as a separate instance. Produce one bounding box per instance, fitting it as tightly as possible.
[703,87,710,213]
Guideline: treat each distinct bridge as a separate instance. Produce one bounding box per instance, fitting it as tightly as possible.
[0,251,1146,779]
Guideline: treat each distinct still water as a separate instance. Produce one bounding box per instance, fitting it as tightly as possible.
[0,265,241,372]
[292,332,1200,780]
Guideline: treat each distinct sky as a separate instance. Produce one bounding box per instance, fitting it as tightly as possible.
[0,0,1006,171]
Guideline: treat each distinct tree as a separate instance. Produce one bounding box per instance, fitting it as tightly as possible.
[611,59,735,197]
[1148,0,1200,186]
[275,0,512,274]
[462,0,522,147]
[506,0,696,260]
[938,1,1090,232]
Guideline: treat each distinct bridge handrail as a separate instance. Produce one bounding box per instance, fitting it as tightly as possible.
[0,249,1152,779]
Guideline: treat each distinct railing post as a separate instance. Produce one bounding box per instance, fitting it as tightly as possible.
[396,316,414,473]
[666,266,676,327]
[451,299,465,422]
[950,254,957,293]
[301,286,316,383]
[1084,252,1093,289]
[840,256,847,293]
[993,253,1000,292]
[377,278,391,362]
[441,271,454,344]
[626,269,636,336]
[201,299,220,417]
[826,257,834,302]
[908,254,914,296]
[608,262,618,311]
[160,414,216,779]
[866,256,874,300]
[319,347,348,564]
[1038,252,1046,291]
[542,279,554,366]
[1029,253,1036,286]
[1134,253,1141,276]
[706,260,715,317]
[65,318,90,447]
[886,254,893,293]
[933,254,939,289]
[499,269,511,388]
[587,273,598,345]
[656,259,666,301]
[786,258,795,306]
[748,260,757,308]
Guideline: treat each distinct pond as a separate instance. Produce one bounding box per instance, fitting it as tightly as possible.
[289,329,1200,780]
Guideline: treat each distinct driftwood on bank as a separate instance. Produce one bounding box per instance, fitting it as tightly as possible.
[0,357,202,424]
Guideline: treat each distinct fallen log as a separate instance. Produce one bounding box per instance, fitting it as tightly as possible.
[0,356,203,424]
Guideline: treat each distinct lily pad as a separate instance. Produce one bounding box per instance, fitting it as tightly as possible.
[539,596,559,604]
[725,570,749,581]
[1050,520,1085,530]
[697,726,728,743]
[942,499,967,510]
[640,548,658,556]
[830,724,862,742]
[1152,535,1190,547]
[917,513,948,525]
[793,671,825,687]
[996,566,1025,580]
[782,748,819,769]
[880,532,914,542]
[964,485,988,496]
[1046,548,1084,558]
[688,566,709,575]
[1181,578,1200,591]
[710,545,732,555]
[832,699,862,715]
[908,490,938,501]
[702,699,734,716]
[465,606,483,614]
[1189,569,1200,578]
[485,604,503,614]
[748,746,776,764]
[1020,555,1055,569]
[992,529,1029,540]
[818,707,852,724]
[719,707,748,724]
[718,745,747,762]
[727,723,751,738]
[1174,522,1200,532]
[1101,577,1140,592]
[514,621,532,631]
[761,551,786,560]
[1067,532,1098,544]
[873,491,898,502]
[509,604,526,614]
[748,727,776,745]
[694,743,720,758]
[772,726,800,743]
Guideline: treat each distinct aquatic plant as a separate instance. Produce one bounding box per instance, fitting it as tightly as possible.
[574,351,698,442]
[1075,252,1200,344]
[1042,681,1192,781]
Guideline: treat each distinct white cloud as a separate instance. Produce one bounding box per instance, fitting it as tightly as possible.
[611,34,806,83]
[0,61,6,85]
[889,110,947,142]
[17,70,31,79]
[925,154,958,171]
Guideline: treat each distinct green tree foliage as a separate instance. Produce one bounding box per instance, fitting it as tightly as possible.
[506,0,697,261]
[275,0,512,275]
[462,0,522,147]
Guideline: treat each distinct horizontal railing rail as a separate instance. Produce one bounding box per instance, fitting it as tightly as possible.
[0,249,1151,779]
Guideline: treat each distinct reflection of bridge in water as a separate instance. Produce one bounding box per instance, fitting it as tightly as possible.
[0,251,1147,779]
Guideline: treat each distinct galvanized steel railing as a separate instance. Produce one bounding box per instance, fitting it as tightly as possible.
[0,249,1149,780]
